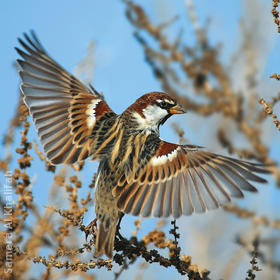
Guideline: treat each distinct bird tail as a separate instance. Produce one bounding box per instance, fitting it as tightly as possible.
[94,219,117,259]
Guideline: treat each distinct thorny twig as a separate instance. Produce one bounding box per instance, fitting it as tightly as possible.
[272,0,280,33]
[237,236,280,273]
[245,238,262,280]
[259,98,280,131]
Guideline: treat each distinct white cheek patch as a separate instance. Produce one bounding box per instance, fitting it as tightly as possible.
[132,111,148,130]
[143,105,167,122]
[133,104,168,131]
[86,99,101,128]
[152,149,178,166]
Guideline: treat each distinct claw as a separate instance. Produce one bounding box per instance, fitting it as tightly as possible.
[85,218,97,241]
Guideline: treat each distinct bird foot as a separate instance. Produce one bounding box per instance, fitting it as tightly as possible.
[85,218,97,241]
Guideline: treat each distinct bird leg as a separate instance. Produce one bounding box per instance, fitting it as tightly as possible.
[116,212,125,240]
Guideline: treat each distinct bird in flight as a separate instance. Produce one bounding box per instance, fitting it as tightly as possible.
[16,32,270,259]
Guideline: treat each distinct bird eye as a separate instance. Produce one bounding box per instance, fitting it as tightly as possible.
[158,100,169,109]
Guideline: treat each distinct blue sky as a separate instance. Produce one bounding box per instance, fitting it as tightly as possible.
[1,0,245,123]
[1,1,280,279]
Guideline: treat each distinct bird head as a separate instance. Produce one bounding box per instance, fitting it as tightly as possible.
[124,92,186,131]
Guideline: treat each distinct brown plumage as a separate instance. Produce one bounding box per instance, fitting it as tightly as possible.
[16,32,270,259]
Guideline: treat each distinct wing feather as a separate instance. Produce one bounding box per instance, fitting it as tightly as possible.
[141,184,159,217]
[193,167,219,210]
[16,32,116,164]
[116,141,269,218]
[182,171,194,215]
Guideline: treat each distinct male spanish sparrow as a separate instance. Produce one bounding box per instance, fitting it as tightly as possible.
[16,32,270,258]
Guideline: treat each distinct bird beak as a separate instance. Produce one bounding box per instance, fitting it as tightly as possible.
[169,104,186,115]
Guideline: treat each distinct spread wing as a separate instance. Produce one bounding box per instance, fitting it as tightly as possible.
[114,141,269,218]
[16,32,116,164]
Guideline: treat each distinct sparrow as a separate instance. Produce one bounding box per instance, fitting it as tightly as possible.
[16,32,270,259]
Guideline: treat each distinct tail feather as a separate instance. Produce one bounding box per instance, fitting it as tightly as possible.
[94,220,117,258]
